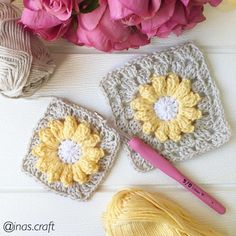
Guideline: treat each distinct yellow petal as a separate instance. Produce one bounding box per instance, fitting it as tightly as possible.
[79,158,99,175]
[72,164,88,184]
[151,75,166,96]
[130,97,152,111]
[166,73,179,96]
[142,118,159,134]
[60,164,74,186]
[63,116,78,139]
[81,134,101,147]
[173,79,191,99]
[176,115,194,133]
[47,159,65,183]
[134,110,156,122]
[49,119,64,141]
[35,157,49,173]
[35,156,58,173]
[82,147,105,163]
[39,128,58,148]
[179,107,202,121]
[180,92,201,107]
[167,121,181,142]
[32,143,57,158]
[155,122,169,142]
[139,84,158,103]
[72,122,91,143]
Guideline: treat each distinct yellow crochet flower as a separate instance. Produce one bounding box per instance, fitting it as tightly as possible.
[131,73,202,142]
[32,116,105,187]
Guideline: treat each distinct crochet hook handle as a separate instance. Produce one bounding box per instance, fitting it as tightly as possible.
[128,137,226,215]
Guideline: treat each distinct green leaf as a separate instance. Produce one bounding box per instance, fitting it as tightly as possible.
[79,0,100,14]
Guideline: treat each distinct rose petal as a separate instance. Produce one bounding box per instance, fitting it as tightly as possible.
[77,5,149,52]
[79,1,107,30]
[119,0,161,16]
[108,0,135,20]
[23,0,43,11]
[20,8,63,29]
[141,0,176,36]
[30,20,70,41]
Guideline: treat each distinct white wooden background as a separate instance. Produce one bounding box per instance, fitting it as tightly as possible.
[0,4,236,236]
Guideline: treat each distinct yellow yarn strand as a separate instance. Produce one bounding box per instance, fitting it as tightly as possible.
[103,189,224,236]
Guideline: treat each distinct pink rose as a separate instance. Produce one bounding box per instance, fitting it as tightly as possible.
[107,0,161,25]
[20,0,222,52]
[73,0,149,52]
[107,0,222,38]
[141,0,205,38]
[20,0,73,41]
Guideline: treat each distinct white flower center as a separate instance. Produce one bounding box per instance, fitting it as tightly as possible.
[154,96,179,121]
[58,140,82,164]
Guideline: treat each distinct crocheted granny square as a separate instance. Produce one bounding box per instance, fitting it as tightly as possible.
[23,98,120,200]
[101,43,231,172]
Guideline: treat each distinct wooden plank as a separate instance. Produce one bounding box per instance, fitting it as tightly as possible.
[0,188,235,235]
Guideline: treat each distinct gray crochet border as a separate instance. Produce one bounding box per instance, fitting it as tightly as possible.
[101,42,231,172]
[22,98,120,201]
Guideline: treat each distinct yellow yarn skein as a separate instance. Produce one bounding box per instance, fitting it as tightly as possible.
[103,189,224,236]
[218,0,236,11]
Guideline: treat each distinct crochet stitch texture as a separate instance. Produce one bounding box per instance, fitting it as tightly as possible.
[32,115,106,187]
[101,43,231,172]
[23,98,120,200]
[130,73,202,143]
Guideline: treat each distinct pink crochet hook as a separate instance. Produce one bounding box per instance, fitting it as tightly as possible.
[128,137,226,215]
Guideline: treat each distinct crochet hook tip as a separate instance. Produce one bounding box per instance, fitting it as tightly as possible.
[128,137,226,215]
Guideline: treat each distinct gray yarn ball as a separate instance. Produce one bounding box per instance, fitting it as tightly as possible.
[0,2,55,98]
